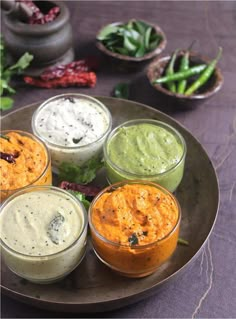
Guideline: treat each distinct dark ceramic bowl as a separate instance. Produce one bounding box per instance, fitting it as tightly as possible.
[146,50,224,108]
[96,20,167,68]
[3,0,74,76]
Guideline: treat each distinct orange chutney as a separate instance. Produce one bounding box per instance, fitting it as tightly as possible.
[0,131,52,202]
[90,183,180,277]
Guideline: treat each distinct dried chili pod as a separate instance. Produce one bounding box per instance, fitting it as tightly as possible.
[59,181,101,197]
[0,152,16,164]
[24,72,97,88]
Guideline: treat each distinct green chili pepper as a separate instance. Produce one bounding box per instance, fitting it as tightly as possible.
[177,51,190,94]
[153,64,206,84]
[185,47,222,96]
[165,49,179,93]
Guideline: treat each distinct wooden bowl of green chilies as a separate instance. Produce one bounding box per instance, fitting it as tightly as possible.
[146,50,224,108]
[96,20,167,70]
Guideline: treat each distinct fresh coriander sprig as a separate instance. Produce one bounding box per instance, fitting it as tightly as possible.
[67,190,91,210]
[58,157,104,185]
[0,36,33,111]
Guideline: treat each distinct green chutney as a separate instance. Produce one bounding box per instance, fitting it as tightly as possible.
[105,122,186,192]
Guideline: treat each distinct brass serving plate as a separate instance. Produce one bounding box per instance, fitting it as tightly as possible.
[0,97,219,313]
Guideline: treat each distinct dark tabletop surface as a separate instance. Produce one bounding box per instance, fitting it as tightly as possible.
[1,1,236,318]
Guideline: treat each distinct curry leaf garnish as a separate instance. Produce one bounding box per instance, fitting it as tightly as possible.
[128,233,139,246]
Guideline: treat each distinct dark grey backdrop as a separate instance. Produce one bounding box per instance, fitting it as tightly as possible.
[1,1,236,318]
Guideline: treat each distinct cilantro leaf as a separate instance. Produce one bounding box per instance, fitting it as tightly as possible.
[68,190,91,210]
[9,52,34,74]
[0,37,33,111]
[58,157,104,185]
[0,97,14,110]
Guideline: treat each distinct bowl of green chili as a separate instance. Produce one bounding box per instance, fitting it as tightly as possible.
[146,48,224,108]
[96,19,167,65]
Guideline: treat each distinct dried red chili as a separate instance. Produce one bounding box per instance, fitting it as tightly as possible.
[29,6,60,24]
[40,58,100,81]
[18,0,43,20]
[24,72,97,88]
[59,181,101,197]
[18,0,60,24]
[0,152,16,164]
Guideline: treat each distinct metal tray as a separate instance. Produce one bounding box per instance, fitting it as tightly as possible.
[0,97,219,313]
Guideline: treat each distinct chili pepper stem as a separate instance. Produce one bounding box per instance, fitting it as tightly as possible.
[188,39,197,51]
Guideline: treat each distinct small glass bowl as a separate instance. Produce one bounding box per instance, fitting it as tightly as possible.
[0,186,88,284]
[103,119,186,192]
[32,93,112,173]
[88,180,181,278]
[0,130,52,203]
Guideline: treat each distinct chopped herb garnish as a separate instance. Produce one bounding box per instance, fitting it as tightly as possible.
[143,231,148,236]
[128,233,139,246]
[0,134,10,141]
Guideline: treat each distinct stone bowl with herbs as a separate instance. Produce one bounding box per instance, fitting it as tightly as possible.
[146,47,224,108]
[96,19,167,64]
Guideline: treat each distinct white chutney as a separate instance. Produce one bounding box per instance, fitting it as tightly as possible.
[0,186,87,284]
[32,94,112,172]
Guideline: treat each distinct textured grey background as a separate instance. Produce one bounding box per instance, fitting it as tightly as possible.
[1,1,236,318]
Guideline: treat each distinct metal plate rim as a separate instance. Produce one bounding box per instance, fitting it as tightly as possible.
[0,96,219,312]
